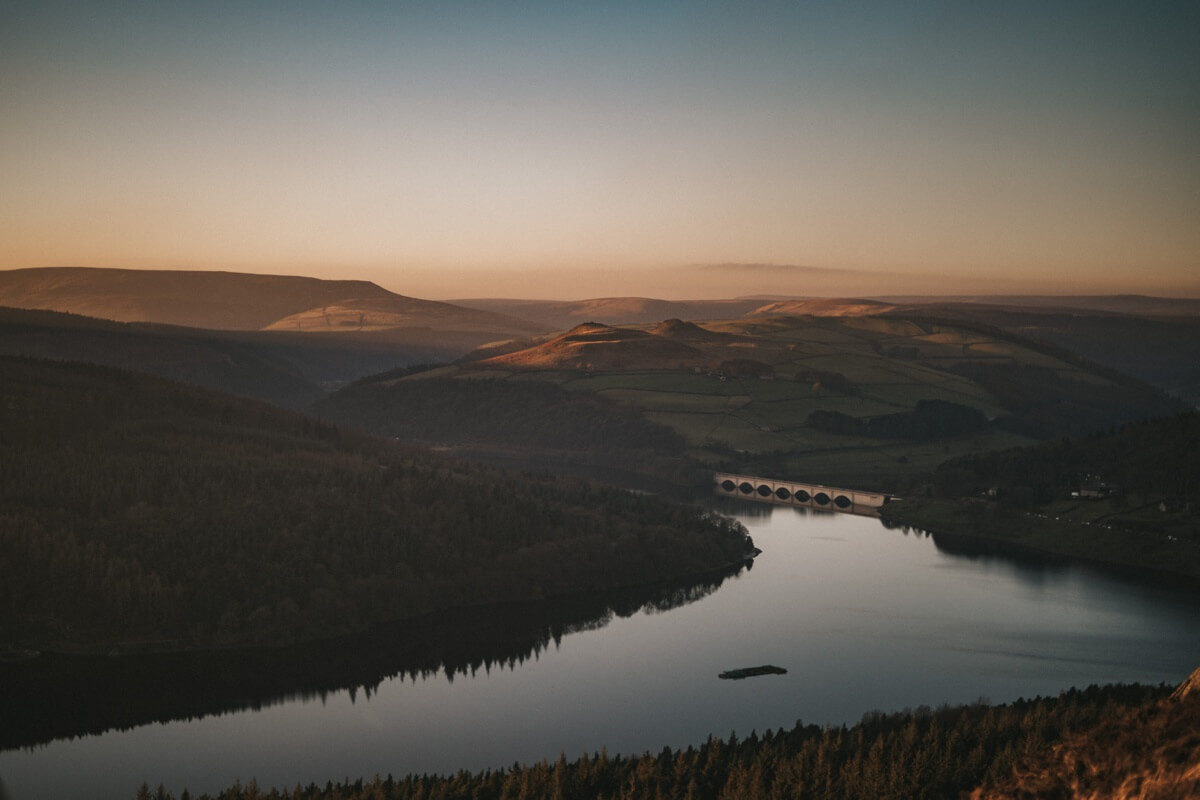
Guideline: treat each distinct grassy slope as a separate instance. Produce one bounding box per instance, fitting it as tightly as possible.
[421,314,1179,491]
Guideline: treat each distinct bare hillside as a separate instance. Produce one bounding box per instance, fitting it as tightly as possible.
[0,267,546,336]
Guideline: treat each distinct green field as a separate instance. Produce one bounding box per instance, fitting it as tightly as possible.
[402,313,1174,490]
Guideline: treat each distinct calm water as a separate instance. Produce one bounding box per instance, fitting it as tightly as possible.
[4,504,1199,799]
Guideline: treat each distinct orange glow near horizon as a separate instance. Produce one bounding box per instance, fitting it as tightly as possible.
[2,3,1197,300]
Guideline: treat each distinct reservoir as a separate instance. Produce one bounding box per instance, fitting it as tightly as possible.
[4,502,1199,799]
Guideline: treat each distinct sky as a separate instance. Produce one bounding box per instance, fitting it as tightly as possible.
[2,1,1198,300]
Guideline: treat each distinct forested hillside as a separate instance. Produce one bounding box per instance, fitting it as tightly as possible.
[0,356,752,652]
[879,413,1200,581]
[314,370,701,486]
[1,574,741,751]
[932,412,1200,508]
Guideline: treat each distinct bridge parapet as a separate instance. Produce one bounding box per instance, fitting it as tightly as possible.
[714,472,892,515]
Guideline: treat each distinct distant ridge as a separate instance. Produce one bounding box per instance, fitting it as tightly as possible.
[0,267,547,336]
[0,306,490,408]
[450,297,768,328]
[872,294,1200,316]
[454,294,1200,329]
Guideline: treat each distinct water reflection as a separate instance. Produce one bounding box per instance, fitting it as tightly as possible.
[0,562,749,752]
[5,503,1198,800]
[712,492,884,518]
[878,515,1200,597]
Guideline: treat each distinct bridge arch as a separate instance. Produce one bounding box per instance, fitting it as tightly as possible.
[712,472,893,516]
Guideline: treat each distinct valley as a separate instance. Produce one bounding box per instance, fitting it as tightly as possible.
[1,266,1197,799]
[7,4,1198,795]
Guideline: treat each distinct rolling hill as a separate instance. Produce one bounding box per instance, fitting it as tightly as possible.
[0,267,547,337]
[893,303,1200,407]
[450,296,908,328]
[0,307,511,407]
[449,296,769,328]
[0,268,557,405]
[874,293,1200,317]
[476,322,713,370]
[455,292,1200,407]
[365,313,1185,489]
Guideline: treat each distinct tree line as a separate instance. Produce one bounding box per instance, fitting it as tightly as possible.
[312,373,702,486]
[933,412,1200,509]
[0,356,752,652]
[140,682,1171,800]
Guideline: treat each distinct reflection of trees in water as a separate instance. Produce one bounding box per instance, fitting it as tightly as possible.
[880,517,1073,579]
[637,577,732,615]
[709,492,874,519]
[0,564,746,751]
[882,520,1200,603]
[710,495,776,518]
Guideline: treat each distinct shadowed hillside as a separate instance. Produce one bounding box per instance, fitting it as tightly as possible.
[877,413,1200,582]
[451,296,904,328]
[0,355,754,653]
[457,292,1200,407]
[448,297,768,328]
[900,304,1200,407]
[0,307,505,407]
[314,368,702,488]
[875,294,1200,317]
[432,314,1184,489]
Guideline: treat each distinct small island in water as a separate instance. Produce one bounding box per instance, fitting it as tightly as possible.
[718,665,787,680]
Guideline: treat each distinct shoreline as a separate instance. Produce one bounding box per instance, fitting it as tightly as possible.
[7,548,758,660]
[879,499,1200,588]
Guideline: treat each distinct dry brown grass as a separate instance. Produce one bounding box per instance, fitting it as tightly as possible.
[973,669,1200,800]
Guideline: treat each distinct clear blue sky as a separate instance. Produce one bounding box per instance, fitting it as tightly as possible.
[2,1,1197,298]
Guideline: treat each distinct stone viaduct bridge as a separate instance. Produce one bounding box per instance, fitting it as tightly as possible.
[713,472,894,515]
